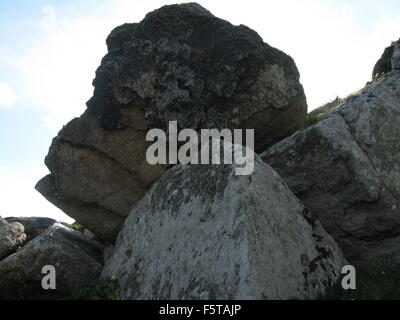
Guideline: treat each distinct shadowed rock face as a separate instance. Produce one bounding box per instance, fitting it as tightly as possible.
[372,38,399,79]
[262,71,400,268]
[35,3,307,242]
[102,155,345,300]
[0,223,104,299]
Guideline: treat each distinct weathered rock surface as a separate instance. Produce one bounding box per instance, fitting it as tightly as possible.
[102,155,345,300]
[262,71,400,267]
[0,223,104,298]
[5,217,56,242]
[392,41,400,70]
[0,217,26,260]
[372,39,399,79]
[35,3,307,242]
[93,2,307,147]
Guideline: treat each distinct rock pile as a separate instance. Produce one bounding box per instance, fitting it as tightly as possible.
[1,3,399,301]
[0,221,104,299]
[35,2,307,242]
[0,217,104,300]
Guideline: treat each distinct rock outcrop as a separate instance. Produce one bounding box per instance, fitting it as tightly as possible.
[0,223,104,298]
[372,39,399,79]
[262,71,400,267]
[102,154,345,300]
[35,3,307,242]
[0,217,26,260]
[5,217,56,242]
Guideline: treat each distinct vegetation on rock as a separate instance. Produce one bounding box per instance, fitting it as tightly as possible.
[72,278,119,300]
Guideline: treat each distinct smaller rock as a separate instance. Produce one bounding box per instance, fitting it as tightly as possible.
[0,217,26,260]
[392,41,400,70]
[5,217,56,242]
[0,223,104,299]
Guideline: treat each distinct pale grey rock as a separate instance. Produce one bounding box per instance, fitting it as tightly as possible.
[35,3,307,243]
[0,223,104,297]
[102,155,345,300]
[102,245,114,265]
[0,217,26,260]
[262,71,400,267]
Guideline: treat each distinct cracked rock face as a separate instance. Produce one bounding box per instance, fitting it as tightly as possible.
[0,223,104,298]
[0,217,26,260]
[262,71,400,267]
[35,3,307,242]
[102,155,345,300]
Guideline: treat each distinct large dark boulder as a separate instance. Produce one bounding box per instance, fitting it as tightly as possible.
[35,3,307,242]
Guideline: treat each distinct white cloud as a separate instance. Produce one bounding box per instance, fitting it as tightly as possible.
[41,5,58,30]
[0,163,74,223]
[0,81,17,109]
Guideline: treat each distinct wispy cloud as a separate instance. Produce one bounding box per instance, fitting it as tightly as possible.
[0,81,17,109]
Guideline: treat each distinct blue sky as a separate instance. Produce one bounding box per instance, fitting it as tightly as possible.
[1,0,400,222]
